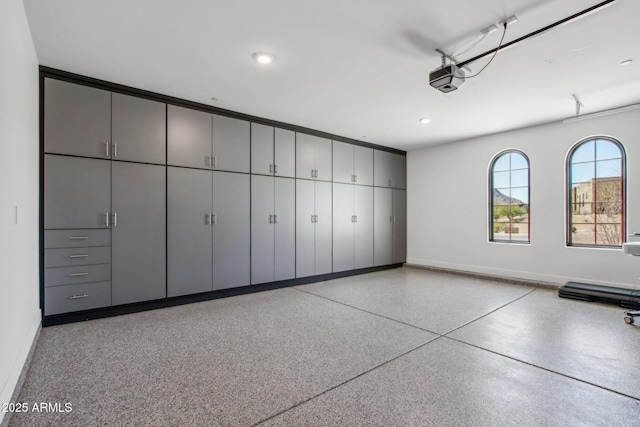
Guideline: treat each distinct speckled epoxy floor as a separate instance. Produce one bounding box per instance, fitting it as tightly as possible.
[8,267,640,426]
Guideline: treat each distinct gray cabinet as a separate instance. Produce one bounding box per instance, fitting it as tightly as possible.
[44,155,111,229]
[42,76,408,319]
[392,189,407,264]
[44,78,111,158]
[374,187,393,266]
[44,79,167,164]
[166,168,250,296]
[167,167,213,297]
[111,162,166,305]
[44,155,166,312]
[296,133,332,181]
[374,150,406,189]
[168,108,250,172]
[251,175,295,284]
[212,114,250,173]
[112,93,166,165]
[333,184,373,272]
[355,185,374,268]
[43,228,112,316]
[168,105,213,169]
[333,141,373,186]
[296,180,332,277]
[374,187,406,266]
[251,124,296,178]
[212,171,251,289]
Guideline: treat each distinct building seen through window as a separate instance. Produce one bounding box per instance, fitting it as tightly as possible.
[568,138,625,247]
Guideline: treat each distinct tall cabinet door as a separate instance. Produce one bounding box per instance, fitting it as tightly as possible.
[111,162,166,305]
[354,185,374,269]
[251,175,275,285]
[112,93,166,165]
[296,180,316,278]
[274,177,296,281]
[168,105,212,169]
[392,189,407,264]
[251,123,274,176]
[374,187,393,266]
[44,78,111,158]
[212,172,250,289]
[274,129,296,178]
[44,155,111,229]
[333,141,354,184]
[167,167,213,297]
[212,115,250,173]
[333,183,354,272]
[315,181,333,274]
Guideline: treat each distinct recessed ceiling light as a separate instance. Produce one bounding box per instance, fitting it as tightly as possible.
[210,97,218,102]
[253,52,275,64]
[419,117,431,124]
[620,59,633,66]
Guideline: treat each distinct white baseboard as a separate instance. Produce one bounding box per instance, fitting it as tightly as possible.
[405,257,640,290]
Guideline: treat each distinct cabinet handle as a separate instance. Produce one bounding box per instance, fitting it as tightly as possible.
[273,214,278,224]
[112,212,118,227]
[113,143,118,158]
[213,157,217,168]
[269,214,273,224]
[105,212,110,227]
[68,236,89,240]
[205,214,211,225]
[311,214,314,223]
[274,164,278,174]
[69,272,89,277]
[212,213,217,224]
[629,233,640,236]
[105,141,110,157]
[70,294,89,300]
[311,169,314,178]
[269,164,274,173]
[206,156,211,167]
[390,215,394,223]
[69,254,89,258]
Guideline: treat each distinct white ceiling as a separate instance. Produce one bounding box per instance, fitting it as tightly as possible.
[23,0,640,151]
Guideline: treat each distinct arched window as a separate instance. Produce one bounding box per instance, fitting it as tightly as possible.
[489,150,530,243]
[567,137,626,247]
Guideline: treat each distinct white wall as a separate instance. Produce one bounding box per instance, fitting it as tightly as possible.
[0,0,41,420]
[407,108,640,289]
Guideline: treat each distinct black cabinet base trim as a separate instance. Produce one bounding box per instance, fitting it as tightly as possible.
[42,264,403,326]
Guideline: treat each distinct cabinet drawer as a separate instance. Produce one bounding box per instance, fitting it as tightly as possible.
[45,264,111,287]
[45,246,111,268]
[44,281,111,316]
[45,229,111,248]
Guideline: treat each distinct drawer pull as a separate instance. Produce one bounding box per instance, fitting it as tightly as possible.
[70,294,89,299]
[68,236,89,240]
[69,254,89,258]
[69,272,89,277]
